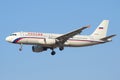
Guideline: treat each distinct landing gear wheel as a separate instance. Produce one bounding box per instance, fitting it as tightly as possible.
[51,51,56,55]
[59,47,64,51]
[19,48,22,51]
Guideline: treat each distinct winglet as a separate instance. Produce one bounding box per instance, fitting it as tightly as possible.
[81,25,91,31]
[86,25,91,28]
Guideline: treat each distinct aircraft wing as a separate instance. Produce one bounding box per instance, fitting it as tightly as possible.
[56,25,90,44]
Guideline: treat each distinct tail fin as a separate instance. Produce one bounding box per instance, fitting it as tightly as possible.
[91,20,109,39]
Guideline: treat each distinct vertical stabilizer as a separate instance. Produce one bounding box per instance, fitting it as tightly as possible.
[91,20,109,39]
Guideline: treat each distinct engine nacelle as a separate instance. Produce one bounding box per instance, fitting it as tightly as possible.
[45,39,56,45]
[32,46,47,52]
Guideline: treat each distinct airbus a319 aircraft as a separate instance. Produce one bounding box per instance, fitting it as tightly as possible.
[6,20,116,55]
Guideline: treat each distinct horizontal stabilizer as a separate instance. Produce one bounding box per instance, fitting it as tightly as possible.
[100,34,116,41]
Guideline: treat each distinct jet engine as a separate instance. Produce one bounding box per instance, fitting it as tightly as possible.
[32,45,47,52]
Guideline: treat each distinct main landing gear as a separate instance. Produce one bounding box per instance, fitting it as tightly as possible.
[59,47,64,51]
[51,50,56,55]
[19,44,23,51]
[50,47,64,56]
[50,48,56,56]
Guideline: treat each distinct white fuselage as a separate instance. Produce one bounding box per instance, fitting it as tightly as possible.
[6,32,104,47]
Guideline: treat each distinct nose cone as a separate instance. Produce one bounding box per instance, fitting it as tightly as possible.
[5,37,9,41]
[5,36,12,42]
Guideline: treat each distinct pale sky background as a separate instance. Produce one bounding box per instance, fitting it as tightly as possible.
[0,0,120,80]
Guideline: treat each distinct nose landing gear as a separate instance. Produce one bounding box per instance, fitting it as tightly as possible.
[19,44,23,51]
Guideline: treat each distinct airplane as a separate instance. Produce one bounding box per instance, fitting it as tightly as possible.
[5,20,116,55]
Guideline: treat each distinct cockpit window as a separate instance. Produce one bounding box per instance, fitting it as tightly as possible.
[10,34,17,36]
